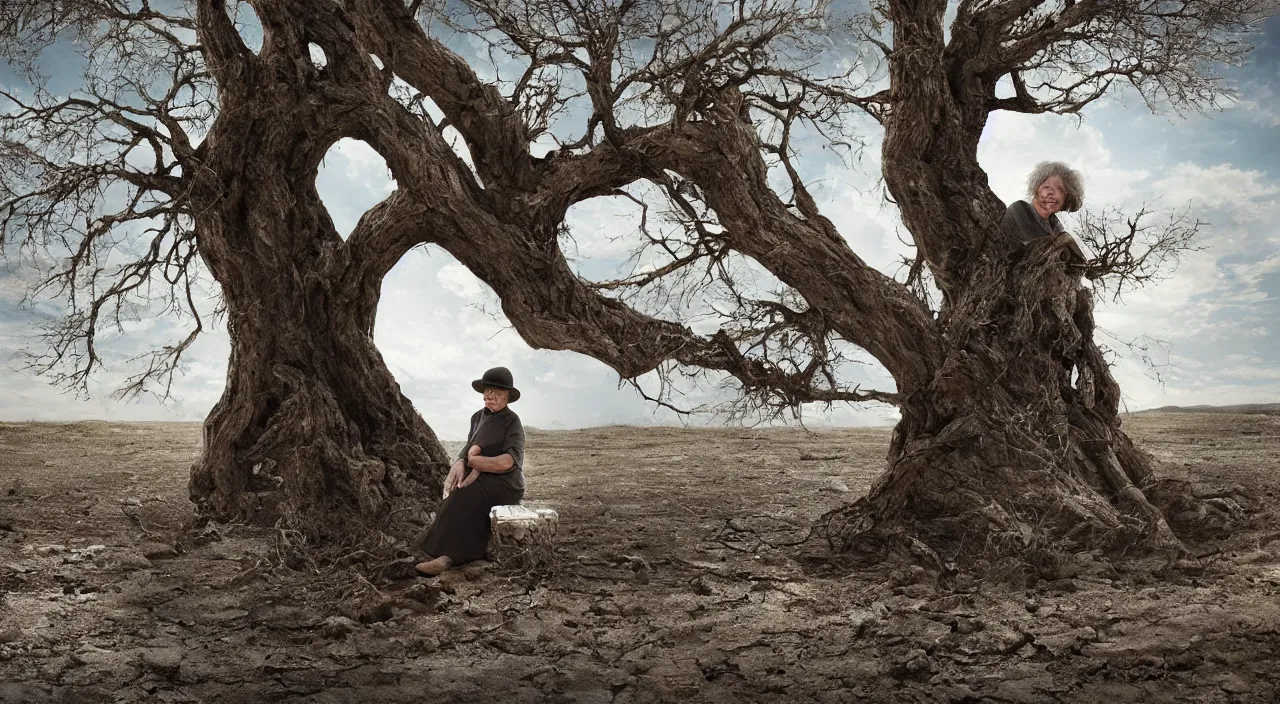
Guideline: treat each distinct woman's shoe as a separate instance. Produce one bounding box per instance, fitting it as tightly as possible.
[414,555,453,576]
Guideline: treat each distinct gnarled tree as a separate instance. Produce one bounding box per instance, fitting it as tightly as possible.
[1,0,1273,561]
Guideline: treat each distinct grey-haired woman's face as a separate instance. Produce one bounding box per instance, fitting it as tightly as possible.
[483,387,510,412]
[1034,175,1066,215]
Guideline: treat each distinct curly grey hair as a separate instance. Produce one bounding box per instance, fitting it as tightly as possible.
[1026,161,1084,213]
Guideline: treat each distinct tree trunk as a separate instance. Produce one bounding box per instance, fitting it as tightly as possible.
[817,237,1219,569]
[187,102,451,543]
[804,6,1234,570]
[187,288,450,540]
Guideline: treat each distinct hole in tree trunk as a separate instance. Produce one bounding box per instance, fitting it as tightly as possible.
[315,139,396,241]
[308,43,327,70]
[230,1,263,55]
[441,126,482,187]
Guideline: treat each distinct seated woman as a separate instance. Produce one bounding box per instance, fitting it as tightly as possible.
[1002,160,1087,263]
[415,366,526,577]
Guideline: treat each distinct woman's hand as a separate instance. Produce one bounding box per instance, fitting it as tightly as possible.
[458,469,481,488]
[444,460,465,493]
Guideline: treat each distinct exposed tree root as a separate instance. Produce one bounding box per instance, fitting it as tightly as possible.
[189,332,450,556]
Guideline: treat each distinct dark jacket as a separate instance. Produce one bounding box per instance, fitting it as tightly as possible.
[1002,200,1086,264]
[1002,200,1064,244]
[457,407,526,492]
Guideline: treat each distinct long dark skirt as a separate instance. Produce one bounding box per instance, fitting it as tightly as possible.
[420,473,524,565]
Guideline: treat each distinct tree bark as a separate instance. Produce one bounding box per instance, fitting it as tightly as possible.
[796,0,1235,569]
[818,238,1190,568]
[182,39,451,539]
[187,276,450,538]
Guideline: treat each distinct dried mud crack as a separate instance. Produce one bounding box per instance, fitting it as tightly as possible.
[2,414,1279,703]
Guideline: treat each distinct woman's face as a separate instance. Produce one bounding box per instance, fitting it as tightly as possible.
[483,387,510,412]
[1035,176,1066,215]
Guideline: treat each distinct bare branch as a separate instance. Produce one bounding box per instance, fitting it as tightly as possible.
[349,0,539,189]
[1,0,213,398]
[974,0,1276,115]
[1077,206,1206,301]
[195,0,254,88]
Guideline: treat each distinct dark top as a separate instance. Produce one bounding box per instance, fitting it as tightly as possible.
[1002,200,1086,264]
[457,407,525,492]
[1002,200,1064,244]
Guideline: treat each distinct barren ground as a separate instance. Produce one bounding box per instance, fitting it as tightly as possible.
[2,412,1279,703]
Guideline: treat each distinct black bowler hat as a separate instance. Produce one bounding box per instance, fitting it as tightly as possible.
[471,366,521,402]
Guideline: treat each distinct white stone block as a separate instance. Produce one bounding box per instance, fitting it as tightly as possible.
[489,505,559,546]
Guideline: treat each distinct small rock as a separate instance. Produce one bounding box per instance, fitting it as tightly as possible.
[1024,597,1040,614]
[359,601,394,624]
[1235,550,1274,565]
[824,479,850,493]
[141,543,178,560]
[320,616,360,639]
[113,553,153,571]
[415,635,440,654]
[141,646,182,675]
[69,644,114,667]
[626,659,652,675]
[848,602,889,634]
[962,623,1029,655]
[895,583,933,599]
[954,618,984,635]
[0,626,21,644]
[64,545,106,563]
[1035,626,1097,655]
[1219,674,1252,694]
[35,545,67,556]
[588,601,621,617]
[620,603,647,618]
[900,649,933,678]
[1166,650,1202,671]
[890,565,927,586]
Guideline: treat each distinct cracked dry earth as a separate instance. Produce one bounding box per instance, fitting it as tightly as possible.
[2,412,1280,703]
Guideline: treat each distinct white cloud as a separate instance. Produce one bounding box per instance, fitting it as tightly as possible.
[1231,253,1280,290]
[980,112,1151,210]
[1150,162,1280,217]
[316,139,396,238]
[562,190,653,261]
[436,261,488,299]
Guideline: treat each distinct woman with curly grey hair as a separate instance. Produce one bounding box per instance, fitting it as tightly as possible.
[1001,161,1086,260]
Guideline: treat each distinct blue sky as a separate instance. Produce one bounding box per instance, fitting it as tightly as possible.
[1,11,1277,439]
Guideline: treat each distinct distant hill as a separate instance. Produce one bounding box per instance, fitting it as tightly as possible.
[1132,403,1280,416]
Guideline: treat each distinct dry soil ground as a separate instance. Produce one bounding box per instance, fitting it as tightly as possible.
[1,412,1279,703]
